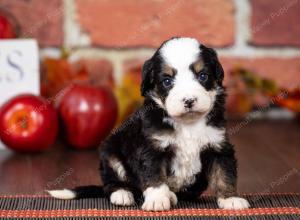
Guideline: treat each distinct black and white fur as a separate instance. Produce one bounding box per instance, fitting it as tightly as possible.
[48,37,250,211]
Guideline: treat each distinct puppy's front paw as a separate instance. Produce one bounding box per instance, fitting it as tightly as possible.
[142,184,177,211]
[142,195,171,211]
[218,197,250,210]
[110,189,135,206]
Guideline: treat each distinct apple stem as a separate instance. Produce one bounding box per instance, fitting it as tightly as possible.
[17,116,28,129]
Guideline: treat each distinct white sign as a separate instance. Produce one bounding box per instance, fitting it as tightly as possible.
[0,39,40,149]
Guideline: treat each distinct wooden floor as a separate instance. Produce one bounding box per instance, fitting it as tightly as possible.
[0,119,299,195]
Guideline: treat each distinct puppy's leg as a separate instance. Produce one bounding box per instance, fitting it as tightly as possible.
[209,151,250,210]
[139,160,177,211]
[100,155,136,206]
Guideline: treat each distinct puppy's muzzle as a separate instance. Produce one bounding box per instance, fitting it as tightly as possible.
[183,97,197,109]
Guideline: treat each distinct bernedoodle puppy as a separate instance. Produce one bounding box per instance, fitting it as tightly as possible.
[48,37,250,211]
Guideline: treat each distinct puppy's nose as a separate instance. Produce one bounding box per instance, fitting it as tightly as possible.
[183,98,197,108]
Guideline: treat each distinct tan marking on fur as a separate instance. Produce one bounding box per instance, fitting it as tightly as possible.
[108,157,127,181]
[192,60,204,73]
[209,162,237,198]
[151,130,174,149]
[162,64,177,76]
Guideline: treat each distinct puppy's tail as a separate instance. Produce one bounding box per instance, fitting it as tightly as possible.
[47,185,104,200]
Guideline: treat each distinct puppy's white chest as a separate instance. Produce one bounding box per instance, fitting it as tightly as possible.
[153,120,225,191]
[168,133,202,191]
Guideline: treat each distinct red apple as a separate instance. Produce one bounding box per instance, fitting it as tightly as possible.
[0,10,17,39]
[58,84,118,149]
[0,94,58,152]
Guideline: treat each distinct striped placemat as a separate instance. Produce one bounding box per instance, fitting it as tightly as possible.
[0,193,299,219]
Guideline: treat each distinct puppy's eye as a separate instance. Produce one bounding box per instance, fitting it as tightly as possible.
[162,78,173,88]
[198,72,208,82]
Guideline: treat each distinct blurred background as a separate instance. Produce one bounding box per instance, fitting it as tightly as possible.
[0,0,299,195]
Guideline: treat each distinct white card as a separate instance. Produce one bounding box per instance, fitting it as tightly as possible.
[0,39,40,150]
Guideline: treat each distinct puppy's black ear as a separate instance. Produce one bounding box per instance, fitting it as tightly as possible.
[141,58,154,96]
[200,45,224,83]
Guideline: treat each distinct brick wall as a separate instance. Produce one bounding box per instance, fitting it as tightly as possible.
[1,0,300,89]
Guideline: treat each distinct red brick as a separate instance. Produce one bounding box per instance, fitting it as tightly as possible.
[251,0,300,46]
[220,57,300,90]
[1,0,63,46]
[76,0,234,48]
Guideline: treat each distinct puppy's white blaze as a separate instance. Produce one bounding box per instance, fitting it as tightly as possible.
[218,197,250,210]
[47,189,76,200]
[110,189,135,206]
[161,37,200,70]
[142,184,177,211]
